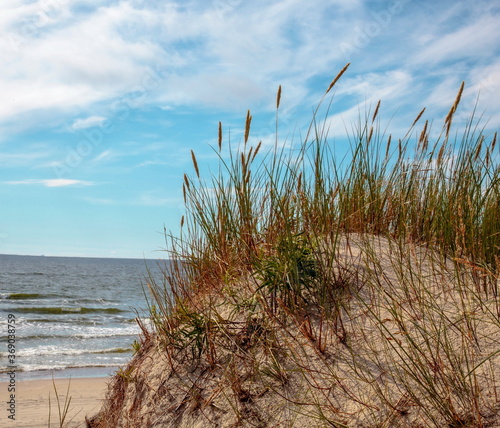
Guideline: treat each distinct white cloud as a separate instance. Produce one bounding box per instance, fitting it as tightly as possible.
[0,0,367,130]
[465,60,500,118]
[4,178,95,187]
[0,2,166,127]
[412,14,500,67]
[137,160,171,168]
[71,116,106,130]
[0,0,498,136]
[0,150,52,167]
[91,149,114,163]
[319,70,415,138]
[337,70,413,102]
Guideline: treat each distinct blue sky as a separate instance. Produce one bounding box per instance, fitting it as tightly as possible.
[0,0,499,258]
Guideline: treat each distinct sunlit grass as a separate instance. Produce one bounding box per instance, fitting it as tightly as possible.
[97,65,499,427]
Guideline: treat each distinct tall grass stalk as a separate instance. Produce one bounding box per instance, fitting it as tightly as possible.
[141,66,499,427]
[48,377,74,428]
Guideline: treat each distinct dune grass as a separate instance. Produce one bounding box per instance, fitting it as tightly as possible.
[48,377,74,428]
[96,65,499,427]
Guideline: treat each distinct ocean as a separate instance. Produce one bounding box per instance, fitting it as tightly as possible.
[0,254,167,380]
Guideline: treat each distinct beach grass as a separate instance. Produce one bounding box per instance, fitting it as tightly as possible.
[48,378,74,428]
[93,65,499,427]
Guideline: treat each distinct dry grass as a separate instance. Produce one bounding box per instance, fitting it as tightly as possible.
[92,66,500,427]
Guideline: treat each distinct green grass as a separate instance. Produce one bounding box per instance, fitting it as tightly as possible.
[96,65,499,427]
[48,377,74,428]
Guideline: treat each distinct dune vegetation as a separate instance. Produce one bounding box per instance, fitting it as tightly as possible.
[90,65,500,427]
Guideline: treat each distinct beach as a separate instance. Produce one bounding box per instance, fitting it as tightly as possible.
[0,255,162,427]
[1,375,108,428]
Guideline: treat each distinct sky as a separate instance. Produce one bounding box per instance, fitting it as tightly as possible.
[0,0,499,258]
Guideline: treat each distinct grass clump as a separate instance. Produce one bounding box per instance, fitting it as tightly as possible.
[47,378,75,428]
[94,65,499,427]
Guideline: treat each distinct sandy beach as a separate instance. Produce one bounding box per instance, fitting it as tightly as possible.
[1,376,108,428]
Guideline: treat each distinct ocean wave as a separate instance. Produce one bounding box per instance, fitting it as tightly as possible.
[4,293,43,300]
[0,324,140,340]
[14,306,126,315]
[71,330,138,339]
[0,362,122,374]
[0,331,138,341]
[0,292,71,301]
[13,272,45,276]
[0,346,132,359]
[12,318,104,325]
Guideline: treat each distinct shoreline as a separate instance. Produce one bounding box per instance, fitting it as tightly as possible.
[0,366,120,382]
[1,374,110,427]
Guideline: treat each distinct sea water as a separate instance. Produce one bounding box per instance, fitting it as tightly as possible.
[0,254,167,380]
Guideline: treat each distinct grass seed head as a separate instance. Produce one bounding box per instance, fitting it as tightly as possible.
[445,81,465,125]
[372,100,381,123]
[474,136,484,161]
[245,110,252,144]
[411,108,426,128]
[418,120,429,152]
[385,135,392,158]
[191,150,200,178]
[218,121,223,151]
[251,141,262,162]
[367,126,373,143]
[437,143,446,166]
[326,63,350,94]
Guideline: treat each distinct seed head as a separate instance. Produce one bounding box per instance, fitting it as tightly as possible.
[244,110,252,144]
[218,121,222,151]
[191,150,200,178]
[326,63,350,94]
[372,100,381,123]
